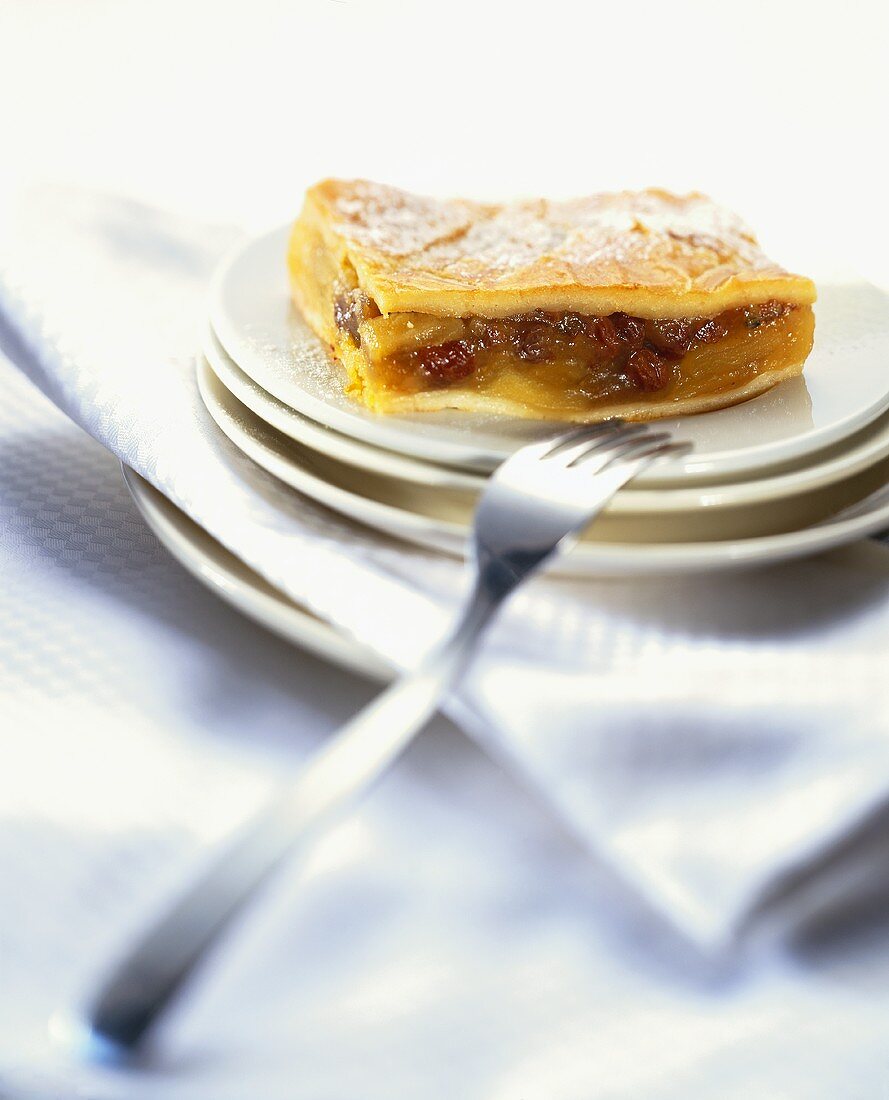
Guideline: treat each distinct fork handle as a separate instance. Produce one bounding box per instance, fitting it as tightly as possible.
[85,568,508,1054]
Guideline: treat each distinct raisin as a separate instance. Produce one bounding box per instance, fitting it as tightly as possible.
[612,313,646,348]
[744,300,787,329]
[414,340,476,386]
[585,315,622,350]
[647,318,696,354]
[556,312,586,338]
[332,289,377,346]
[470,318,511,349]
[511,323,553,362]
[627,347,672,392]
[693,317,729,344]
[333,293,361,344]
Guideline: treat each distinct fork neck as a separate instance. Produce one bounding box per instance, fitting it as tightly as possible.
[421,551,520,688]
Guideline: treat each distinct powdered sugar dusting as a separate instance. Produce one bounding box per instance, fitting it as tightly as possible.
[329,179,478,257]
[318,181,795,294]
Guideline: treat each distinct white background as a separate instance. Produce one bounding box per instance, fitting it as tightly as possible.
[2,2,889,1096]
[2,0,887,281]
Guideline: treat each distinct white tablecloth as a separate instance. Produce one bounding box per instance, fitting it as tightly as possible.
[3,1,889,1094]
[3,355,889,1100]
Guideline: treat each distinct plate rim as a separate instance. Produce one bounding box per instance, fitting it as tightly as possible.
[122,464,392,682]
[203,322,483,492]
[197,358,889,577]
[204,330,889,515]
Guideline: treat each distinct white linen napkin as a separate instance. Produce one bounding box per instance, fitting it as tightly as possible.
[2,185,889,952]
[5,381,888,1100]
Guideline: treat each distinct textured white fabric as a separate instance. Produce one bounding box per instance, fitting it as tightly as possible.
[1,186,889,965]
[5,357,889,1100]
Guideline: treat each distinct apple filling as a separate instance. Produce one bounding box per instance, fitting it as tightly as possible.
[332,289,814,414]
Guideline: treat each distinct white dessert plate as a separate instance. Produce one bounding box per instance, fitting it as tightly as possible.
[125,466,887,702]
[122,466,391,681]
[197,358,889,576]
[210,227,889,484]
[203,332,889,516]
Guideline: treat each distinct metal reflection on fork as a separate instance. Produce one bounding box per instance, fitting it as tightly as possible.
[72,419,690,1057]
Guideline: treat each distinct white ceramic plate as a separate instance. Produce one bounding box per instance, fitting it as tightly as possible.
[204,330,889,516]
[197,358,889,576]
[203,323,481,492]
[210,226,889,484]
[122,465,391,681]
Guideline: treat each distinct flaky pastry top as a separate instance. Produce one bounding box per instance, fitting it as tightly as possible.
[298,179,816,319]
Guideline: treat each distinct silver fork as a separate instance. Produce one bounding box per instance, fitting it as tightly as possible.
[76,420,689,1057]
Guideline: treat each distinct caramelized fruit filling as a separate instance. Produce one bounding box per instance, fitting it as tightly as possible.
[332,291,799,404]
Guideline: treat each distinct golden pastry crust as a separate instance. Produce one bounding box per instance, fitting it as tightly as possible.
[295,178,816,320]
[288,179,816,422]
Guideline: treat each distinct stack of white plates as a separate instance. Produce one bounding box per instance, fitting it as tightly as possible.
[190,227,889,576]
[131,227,889,598]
